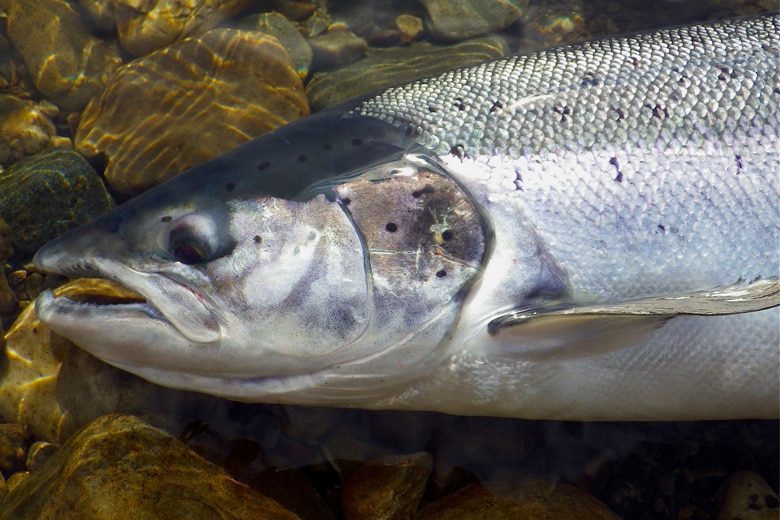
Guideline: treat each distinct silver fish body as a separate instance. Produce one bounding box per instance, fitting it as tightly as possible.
[34,14,779,420]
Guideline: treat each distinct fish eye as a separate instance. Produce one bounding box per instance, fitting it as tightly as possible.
[172,243,206,265]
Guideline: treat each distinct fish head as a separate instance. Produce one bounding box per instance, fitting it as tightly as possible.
[33,114,489,403]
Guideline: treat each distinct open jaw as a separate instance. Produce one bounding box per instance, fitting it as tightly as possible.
[34,256,222,348]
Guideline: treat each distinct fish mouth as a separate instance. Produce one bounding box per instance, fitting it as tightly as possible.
[34,241,222,344]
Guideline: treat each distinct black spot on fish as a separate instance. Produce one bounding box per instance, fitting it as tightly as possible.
[553,103,572,123]
[628,56,640,67]
[226,182,236,192]
[436,269,447,278]
[581,71,600,87]
[258,161,270,170]
[341,197,351,206]
[513,169,523,191]
[351,138,363,146]
[609,157,623,182]
[454,99,467,111]
[612,106,625,121]
[161,215,172,222]
[298,154,307,163]
[450,144,467,160]
[322,143,333,151]
[253,235,262,244]
[428,105,438,113]
[735,154,744,174]
[412,185,435,198]
[385,222,398,232]
[489,100,504,114]
[647,103,668,120]
[442,230,454,242]
[656,224,666,234]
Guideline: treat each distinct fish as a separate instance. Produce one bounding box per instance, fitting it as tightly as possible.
[33,14,779,421]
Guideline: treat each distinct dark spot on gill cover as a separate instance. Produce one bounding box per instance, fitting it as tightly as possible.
[226,182,236,192]
[436,269,447,278]
[351,138,363,146]
[412,185,435,198]
[385,222,398,232]
[341,197,351,206]
[442,230,454,241]
[322,143,333,151]
[253,235,262,244]
[258,161,270,170]
[298,154,307,163]
[161,215,172,222]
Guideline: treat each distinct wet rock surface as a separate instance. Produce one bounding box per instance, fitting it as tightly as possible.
[75,28,309,196]
[717,471,780,520]
[342,452,433,520]
[0,414,300,520]
[306,36,509,111]
[419,0,529,41]
[240,12,313,79]
[0,148,114,259]
[114,0,255,56]
[0,95,62,166]
[4,0,123,111]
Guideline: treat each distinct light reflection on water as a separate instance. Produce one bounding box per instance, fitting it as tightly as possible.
[0,0,777,518]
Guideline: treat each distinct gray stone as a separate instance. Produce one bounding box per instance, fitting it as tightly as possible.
[419,0,528,41]
[0,147,114,259]
[306,36,508,111]
[309,27,368,69]
[240,12,313,79]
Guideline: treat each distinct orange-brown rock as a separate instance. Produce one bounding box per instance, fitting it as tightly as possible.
[75,28,309,196]
[115,0,255,56]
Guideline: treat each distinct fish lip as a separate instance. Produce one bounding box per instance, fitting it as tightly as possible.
[36,254,222,344]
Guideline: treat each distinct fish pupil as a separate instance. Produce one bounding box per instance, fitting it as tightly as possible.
[174,245,204,265]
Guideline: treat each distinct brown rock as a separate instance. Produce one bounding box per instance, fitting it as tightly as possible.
[0,94,60,166]
[419,0,528,42]
[309,26,368,69]
[0,414,301,520]
[415,479,622,520]
[342,452,433,520]
[396,14,425,44]
[717,471,779,520]
[0,423,28,475]
[4,0,123,111]
[115,0,255,56]
[76,28,309,196]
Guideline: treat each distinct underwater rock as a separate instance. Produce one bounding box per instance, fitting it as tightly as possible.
[76,28,309,197]
[0,148,114,259]
[114,0,255,56]
[250,467,335,520]
[396,14,425,44]
[3,0,123,111]
[0,95,62,166]
[239,12,313,79]
[416,479,622,519]
[306,35,508,111]
[0,424,27,477]
[419,0,528,41]
[309,26,368,69]
[342,452,433,520]
[0,414,301,520]
[717,471,779,520]
[78,0,117,33]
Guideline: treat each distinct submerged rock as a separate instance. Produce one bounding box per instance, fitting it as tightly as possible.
[0,414,301,520]
[0,95,62,166]
[4,0,123,111]
[76,28,309,196]
[342,452,433,520]
[114,0,255,56]
[240,12,313,79]
[0,148,114,259]
[306,36,508,111]
[416,479,622,519]
[419,0,529,41]
[717,471,779,520]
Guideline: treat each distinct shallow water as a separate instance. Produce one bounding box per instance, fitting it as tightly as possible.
[0,0,777,518]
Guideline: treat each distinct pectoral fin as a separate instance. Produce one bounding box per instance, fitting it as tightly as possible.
[487,279,780,359]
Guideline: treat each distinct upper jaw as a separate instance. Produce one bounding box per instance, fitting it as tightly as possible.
[33,229,222,344]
